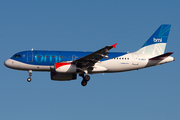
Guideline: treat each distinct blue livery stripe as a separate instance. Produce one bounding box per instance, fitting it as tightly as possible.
[11,51,127,66]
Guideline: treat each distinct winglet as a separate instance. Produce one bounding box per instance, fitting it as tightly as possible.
[112,43,118,48]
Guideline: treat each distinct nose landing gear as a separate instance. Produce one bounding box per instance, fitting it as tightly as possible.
[27,70,32,82]
[80,74,90,86]
[27,77,31,82]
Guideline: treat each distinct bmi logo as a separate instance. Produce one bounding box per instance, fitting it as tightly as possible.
[153,38,162,42]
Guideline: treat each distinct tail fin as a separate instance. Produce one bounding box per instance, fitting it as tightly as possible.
[135,24,171,55]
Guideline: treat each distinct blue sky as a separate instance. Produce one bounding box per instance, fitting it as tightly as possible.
[0,0,180,120]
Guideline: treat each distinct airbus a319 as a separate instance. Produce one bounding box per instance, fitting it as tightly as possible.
[4,24,174,86]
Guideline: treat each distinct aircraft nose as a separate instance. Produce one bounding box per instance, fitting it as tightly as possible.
[4,59,13,68]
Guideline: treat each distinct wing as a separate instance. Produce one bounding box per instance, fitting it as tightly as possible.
[72,43,117,69]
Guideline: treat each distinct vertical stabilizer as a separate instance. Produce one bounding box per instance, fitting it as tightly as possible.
[135,24,171,55]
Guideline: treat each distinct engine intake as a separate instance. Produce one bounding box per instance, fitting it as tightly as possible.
[55,62,77,73]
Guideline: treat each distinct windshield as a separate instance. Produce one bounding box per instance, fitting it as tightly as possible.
[11,54,21,58]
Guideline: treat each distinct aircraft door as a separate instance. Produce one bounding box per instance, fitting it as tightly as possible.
[132,54,138,65]
[27,52,33,62]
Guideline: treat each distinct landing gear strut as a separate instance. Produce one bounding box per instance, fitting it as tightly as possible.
[27,70,32,82]
[80,74,90,86]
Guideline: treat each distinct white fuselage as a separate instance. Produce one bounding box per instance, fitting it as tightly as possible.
[4,53,175,74]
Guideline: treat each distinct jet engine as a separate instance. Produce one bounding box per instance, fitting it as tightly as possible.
[51,71,77,81]
[54,62,77,73]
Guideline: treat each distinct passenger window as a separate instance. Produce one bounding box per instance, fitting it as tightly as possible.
[62,56,64,58]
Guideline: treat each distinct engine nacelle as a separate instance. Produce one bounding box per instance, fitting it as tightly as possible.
[51,71,77,81]
[55,62,77,73]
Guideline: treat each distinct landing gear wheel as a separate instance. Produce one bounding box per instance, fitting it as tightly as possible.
[84,75,90,81]
[81,80,87,86]
[27,77,31,82]
[79,74,91,86]
[27,70,32,82]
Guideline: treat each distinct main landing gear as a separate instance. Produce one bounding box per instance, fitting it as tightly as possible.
[80,74,90,86]
[27,70,32,82]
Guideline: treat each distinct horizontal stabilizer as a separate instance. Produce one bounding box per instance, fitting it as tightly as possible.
[149,52,173,60]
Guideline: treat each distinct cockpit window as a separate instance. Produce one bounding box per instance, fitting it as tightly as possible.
[11,54,21,58]
[13,55,17,58]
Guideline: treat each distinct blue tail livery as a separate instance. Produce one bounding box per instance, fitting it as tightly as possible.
[136,24,171,55]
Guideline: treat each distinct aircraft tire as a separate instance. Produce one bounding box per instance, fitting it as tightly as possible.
[84,75,90,81]
[27,77,31,82]
[81,80,87,86]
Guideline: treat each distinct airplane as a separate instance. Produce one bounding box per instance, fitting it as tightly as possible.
[4,24,175,86]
